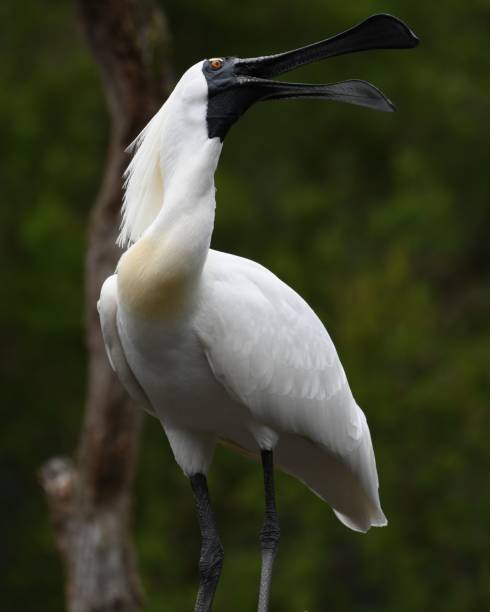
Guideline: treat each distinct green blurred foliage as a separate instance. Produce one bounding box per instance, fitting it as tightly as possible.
[1,0,489,610]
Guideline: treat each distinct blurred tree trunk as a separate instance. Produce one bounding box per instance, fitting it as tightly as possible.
[40,1,172,610]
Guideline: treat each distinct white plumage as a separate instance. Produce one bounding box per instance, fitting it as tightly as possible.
[98,60,386,533]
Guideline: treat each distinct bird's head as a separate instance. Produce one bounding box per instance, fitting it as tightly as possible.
[193,13,418,141]
[118,14,418,247]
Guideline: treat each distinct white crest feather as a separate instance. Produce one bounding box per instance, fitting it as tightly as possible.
[117,102,168,248]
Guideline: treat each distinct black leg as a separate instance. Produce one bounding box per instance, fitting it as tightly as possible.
[257,450,281,612]
[190,473,224,612]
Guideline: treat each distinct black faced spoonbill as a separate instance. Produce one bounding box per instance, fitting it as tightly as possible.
[98,13,418,612]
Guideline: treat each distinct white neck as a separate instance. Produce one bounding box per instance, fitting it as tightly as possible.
[147,130,222,277]
[117,63,226,321]
[117,110,223,321]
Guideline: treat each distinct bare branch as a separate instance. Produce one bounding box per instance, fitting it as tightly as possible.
[41,1,171,610]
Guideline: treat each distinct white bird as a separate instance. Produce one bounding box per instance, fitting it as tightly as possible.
[98,14,418,612]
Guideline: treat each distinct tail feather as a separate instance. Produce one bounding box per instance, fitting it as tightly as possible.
[274,431,387,532]
[218,418,387,532]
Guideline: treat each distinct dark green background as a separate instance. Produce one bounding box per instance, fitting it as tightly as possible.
[1,0,489,610]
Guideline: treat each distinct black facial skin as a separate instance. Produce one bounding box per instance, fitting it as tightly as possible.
[203,58,264,140]
[202,13,419,141]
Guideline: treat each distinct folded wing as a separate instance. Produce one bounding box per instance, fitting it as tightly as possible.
[196,250,386,531]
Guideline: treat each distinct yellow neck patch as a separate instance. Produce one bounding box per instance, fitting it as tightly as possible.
[117,236,195,321]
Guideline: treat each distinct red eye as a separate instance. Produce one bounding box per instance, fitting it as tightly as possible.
[209,58,223,70]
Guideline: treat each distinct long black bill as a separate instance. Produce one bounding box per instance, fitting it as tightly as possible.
[234,14,418,113]
[236,14,418,79]
[204,14,419,139]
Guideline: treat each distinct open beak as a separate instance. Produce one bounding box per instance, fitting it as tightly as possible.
[204,14,419,139]
[234,13,418,113]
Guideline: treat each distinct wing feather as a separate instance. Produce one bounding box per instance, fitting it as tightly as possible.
[98,275,156,416]
[196,250,386,530]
